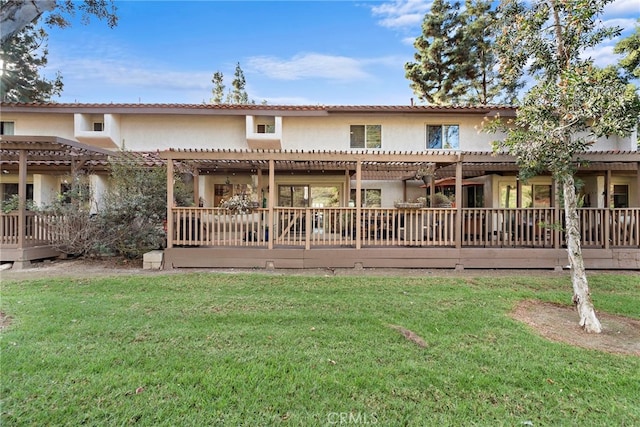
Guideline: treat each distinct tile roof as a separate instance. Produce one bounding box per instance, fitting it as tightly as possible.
[0,102,517,116]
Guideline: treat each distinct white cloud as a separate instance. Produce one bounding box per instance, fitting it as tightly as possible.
[370,0,431,30]
[583,43,622,68]
[245,53,373,81]
[402,36,417,46]
[603,0,640,18]
[48,56,211,92]
[603,17,639,30]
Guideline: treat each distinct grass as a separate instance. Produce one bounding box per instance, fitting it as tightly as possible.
[1,272,639,426]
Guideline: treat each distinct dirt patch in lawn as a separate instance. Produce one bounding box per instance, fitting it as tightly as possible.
[511,300,640,356]
[0,311,12,331]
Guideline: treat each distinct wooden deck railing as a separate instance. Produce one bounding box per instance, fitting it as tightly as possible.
[168,207,639,249]
[0,212,61,247]
[3,208,635,254]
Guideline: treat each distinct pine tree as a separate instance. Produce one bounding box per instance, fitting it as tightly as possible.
[405,0,462,105]
[452,0,521,104]
[228,62,250,104]
[614,19,640,80]
[210,71,225,104]
[0,24,63,102]
[407,0,521,105]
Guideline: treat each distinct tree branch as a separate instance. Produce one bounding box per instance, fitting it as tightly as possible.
[0,0,56,43]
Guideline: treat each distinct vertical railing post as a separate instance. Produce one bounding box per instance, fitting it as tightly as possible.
[305,207,311,250]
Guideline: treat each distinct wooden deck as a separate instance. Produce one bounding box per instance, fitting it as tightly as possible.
[1,207,638,269]
[0,212,61,264]
[164,207,640,270]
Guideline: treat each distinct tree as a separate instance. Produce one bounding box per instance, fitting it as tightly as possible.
[406,0,520,105]
[488,0,640,333]
[0,0,117,44]
[1,23,63,102]
[614,19,640,80]
[405,0,462,104]
[227,62,250,104]
[210,71,225,104]
[453,0,522,104]
[209,63,256,105]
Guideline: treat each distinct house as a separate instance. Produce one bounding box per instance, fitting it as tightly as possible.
[1,102,638,270]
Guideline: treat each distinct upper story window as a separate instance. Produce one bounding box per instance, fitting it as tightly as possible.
[350,125,381,149]
[427,124,459,150]
[257,124,275,134]
[93,122,104,131]
[1,121,15,135]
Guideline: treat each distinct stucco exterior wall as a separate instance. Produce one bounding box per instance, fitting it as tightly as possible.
[3,107,634,154]
[1,113,75,138]
[281,114,503,152]
[118,115,247,151]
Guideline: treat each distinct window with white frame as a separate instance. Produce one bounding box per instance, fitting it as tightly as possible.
[1,121,15,135]
[426,124,459,149]
[257,124,275,134]
[350,125,381,149]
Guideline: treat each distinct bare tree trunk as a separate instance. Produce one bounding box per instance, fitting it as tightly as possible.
[0,0,56,43]
[562,174,602,333]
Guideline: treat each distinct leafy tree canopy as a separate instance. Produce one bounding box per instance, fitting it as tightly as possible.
[486,0,640,333]
[0,0,117,43]
[0,24,63,102]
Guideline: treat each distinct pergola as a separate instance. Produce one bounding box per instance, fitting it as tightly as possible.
[159,148,640,252]
[0,135,114,267]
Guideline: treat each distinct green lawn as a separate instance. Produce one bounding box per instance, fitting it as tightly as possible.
[1,272,638,426]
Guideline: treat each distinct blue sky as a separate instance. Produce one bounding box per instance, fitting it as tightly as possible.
[43,0,639,105]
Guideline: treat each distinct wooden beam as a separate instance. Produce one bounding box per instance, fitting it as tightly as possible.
[0,135,114,156]
[160,149,461,163]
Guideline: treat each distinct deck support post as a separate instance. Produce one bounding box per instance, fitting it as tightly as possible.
[166,158,174,249]
[268,159,275,250]
[553,179,560,250]
[636,162,640,208]
[455,160,462,250]
[17,150,27,250]
[604,170,611,249]
[192,169,199,206]
[355,160,362,250]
